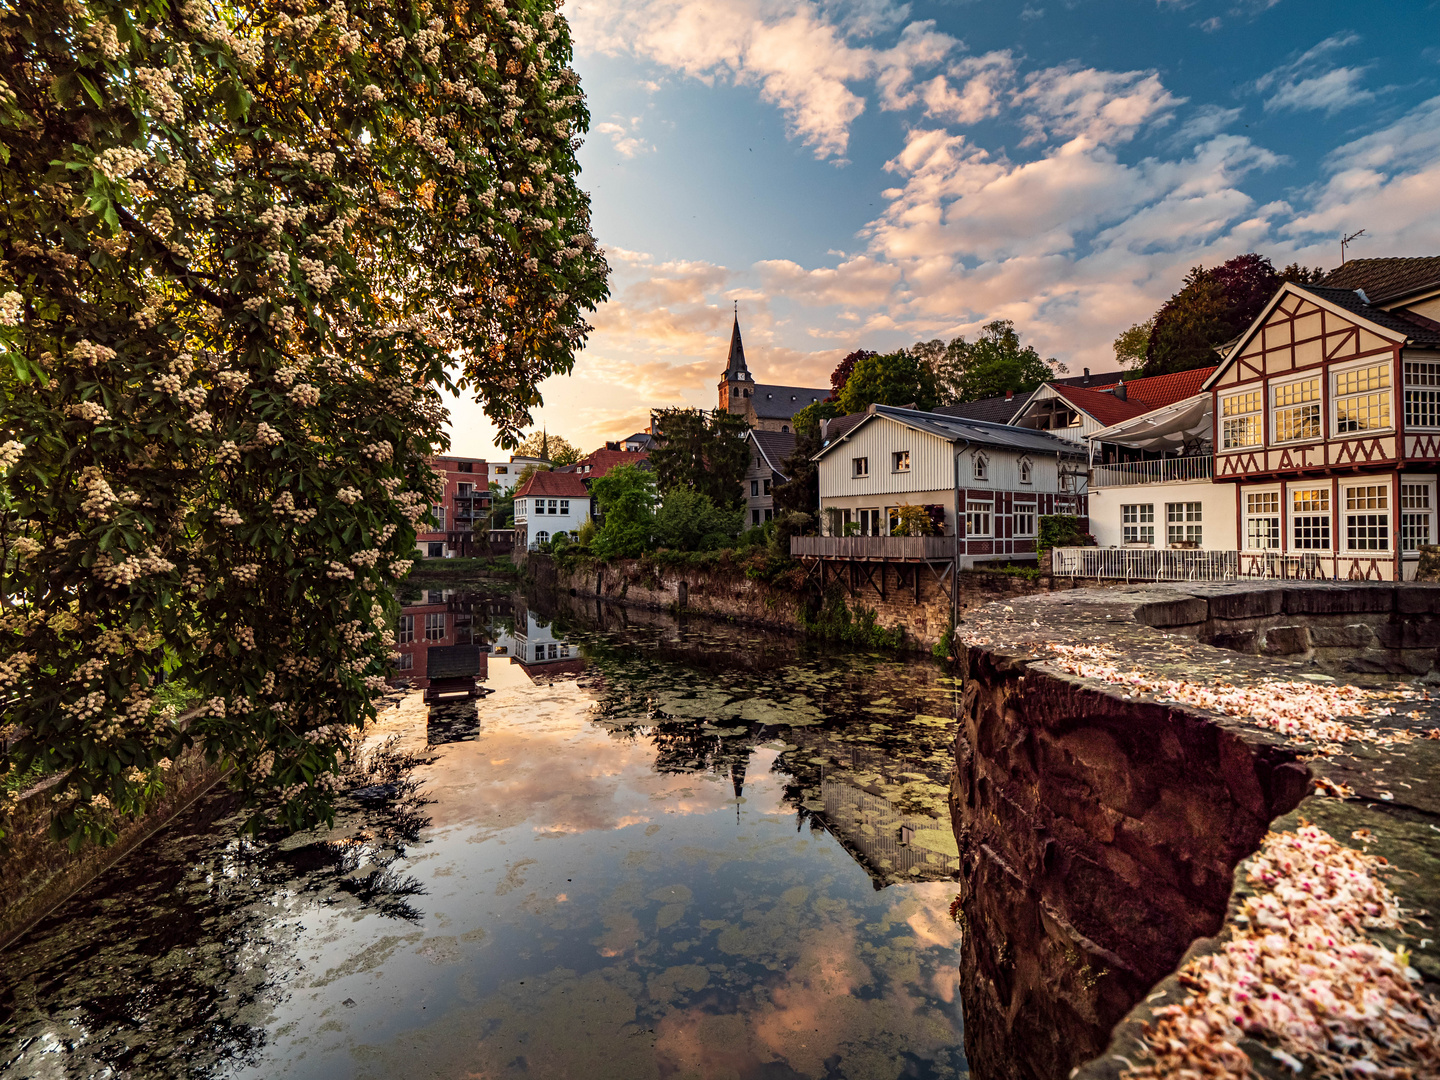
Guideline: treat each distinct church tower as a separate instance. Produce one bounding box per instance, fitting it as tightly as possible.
[717,306,753,415]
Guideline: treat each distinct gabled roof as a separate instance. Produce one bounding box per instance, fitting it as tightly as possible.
[1048,384,1153,426]
[747,429,796,479]
[814,404,1085,462]
[934,395,1027,424]
[751,384,830,420]
[566,449,649,480]
[822,412,868,442]
[514,469,589,499]
[1321,257,1440,304]
[1202,281,1440,391]
[1117,366,1217,410]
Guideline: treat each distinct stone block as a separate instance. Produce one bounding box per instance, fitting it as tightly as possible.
[1309,623,1377,648]
[1341,649,1409,675]
[1283,585,1396,616]
[1401,649,1438,675]
[1135,597,1208,629]
[1373,622,1404,649]
[1209,630,1262,654]
[1398,585,1440,614]
[1207,589,1282,621]
[1402,620,1440,648]
[1262,625,1311,655]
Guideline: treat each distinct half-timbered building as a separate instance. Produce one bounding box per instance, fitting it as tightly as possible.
[1203,258,1440,580]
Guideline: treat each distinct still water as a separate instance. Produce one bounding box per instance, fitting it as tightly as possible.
[1,591,968,1079]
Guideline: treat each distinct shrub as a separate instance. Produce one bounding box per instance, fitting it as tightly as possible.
[1038,515,1096,552]
[653,488,743,551]
[590,466,656,559]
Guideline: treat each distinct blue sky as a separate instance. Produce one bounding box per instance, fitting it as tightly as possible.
[447,0,1440,458]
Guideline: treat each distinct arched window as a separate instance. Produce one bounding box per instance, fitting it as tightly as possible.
[1019,458,1033,484]
[534,530,549,548]
[973,453,989,481]
[781,424,790,433]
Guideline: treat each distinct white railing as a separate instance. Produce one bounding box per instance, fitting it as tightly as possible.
[1091,455,1213,488]
[1051,547,1351,581]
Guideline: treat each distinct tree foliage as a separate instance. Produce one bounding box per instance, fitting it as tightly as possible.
[926,320,1063,403]
[1112,318,1153,373]
[835,350,938,414]
[647,407,749,510]
[513,430,580,465]
[653,487,742,551]
[1140,254,1328,377]
[772,427,820,518]
[828,348,873,398]
[0,0,608,842]
[589,464,654,559]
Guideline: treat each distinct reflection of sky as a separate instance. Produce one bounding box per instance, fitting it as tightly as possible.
[1,622,966,1080]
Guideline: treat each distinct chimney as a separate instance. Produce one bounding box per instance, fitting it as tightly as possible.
[1114,380,1127,401]
[1005,389,1014,400]
[820,417,830,441]
[1083,367,1090,385]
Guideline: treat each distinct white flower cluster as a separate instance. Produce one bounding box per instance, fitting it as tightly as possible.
[65,400,112,424]
[232,563,260,584]
[0,439,23,469]
[362,441,393,462]
[379,476,403,496]
[339,619,373,647]
[94,146,149,181]
[0,291,23,324]
[378,523,397,541]
[72,339,117,365]
[187,410,213,432]
[389,558,414,577]
[287,382,320,407]
[362,83,385,102]
[325,559,354,580]
[135,67,185,125]
[183,564,206,593]
[0,651,34,693]
[336,486,361,505]
[216,441,241,465]
[66,691,108,721]
[215,369,251,393]
[205,696,227,717]
[255,422,284,446]
[80,467,122,520]
[82,18,125,59]
[95,548,175,587]
[177,385,207,408]
[349,548,380,568]
[234,626,256,650]
[215,504,244,526]
[272,364,304,389]
[11,536,40,559]
[298,256,339,292]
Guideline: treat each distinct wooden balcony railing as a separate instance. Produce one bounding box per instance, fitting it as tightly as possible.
[790,535,956,560]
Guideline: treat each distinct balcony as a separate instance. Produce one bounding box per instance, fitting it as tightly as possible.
[791,535,957,561]
[1091,454,1213,489]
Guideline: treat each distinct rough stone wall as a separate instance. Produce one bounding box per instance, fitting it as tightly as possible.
[532,555,1067,651]
[951,648,1310,1080]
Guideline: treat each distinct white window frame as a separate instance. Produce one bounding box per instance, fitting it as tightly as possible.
[1331,358,1392,437]
[432,503,446,529]
[1121,503,1154,546]
[1290,486,1331,551]
[1018,458,1033,485]
[892,450,911,473]
[559,499,569,515]
[1400,479,1435,553]
[965,500,992,537]
[853,457,868,478]
[1343,484,1390,552]
[1165,502,1202,546]
[1244,489,1282,550]
[1220,389,1263,450]
[1270,376,1322,445]
[972,453,989,481]
[547,498,558,515]
[1013,502,1036,537]
[1404,361,1440,429]
[534,529,550,546]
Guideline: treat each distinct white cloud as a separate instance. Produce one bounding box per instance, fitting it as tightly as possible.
[1014,64,1184,146]
[594,117,652,158]
[1255,32,1375,115]
[913,50,1016,125]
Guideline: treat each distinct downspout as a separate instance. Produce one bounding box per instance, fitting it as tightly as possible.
[952,438,970,633]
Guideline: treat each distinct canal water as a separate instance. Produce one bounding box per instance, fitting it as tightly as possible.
[1,589,969,1079]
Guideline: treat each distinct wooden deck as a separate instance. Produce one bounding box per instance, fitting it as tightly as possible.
[790,535,956,562]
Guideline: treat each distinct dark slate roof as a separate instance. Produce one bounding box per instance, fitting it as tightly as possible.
[748,430,797,478]
[425,644,482,680]
[823,412,868,442]
[1321,257,1440,303]
[818,405,1086,459]
[1301,285,1440,346]
[721,315,749,378]
[934,396,1026,424]
[751,384,830,420]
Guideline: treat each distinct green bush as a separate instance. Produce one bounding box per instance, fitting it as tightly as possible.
[591,465,657,559]
[1038,515,1096,552]
[653,488,743,551]
[798,589,903,649]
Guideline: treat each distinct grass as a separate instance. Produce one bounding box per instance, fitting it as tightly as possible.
[407,555,519,578]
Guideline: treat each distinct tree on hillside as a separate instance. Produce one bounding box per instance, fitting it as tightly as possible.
[829,349,875,398]
[514,431,581,466]
[648,408,749,510]
[836,350,939,414]
[1140,254,1329,376]
[933,320,1064,403]
[0,0,608,842]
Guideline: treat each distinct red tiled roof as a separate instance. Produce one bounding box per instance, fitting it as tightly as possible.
[573,449,649,479]
[514,470,589,499]
[1121,366,1217,410]
[1050,384,1153,426]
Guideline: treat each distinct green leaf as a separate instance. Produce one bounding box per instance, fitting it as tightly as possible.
[76,73,105,107]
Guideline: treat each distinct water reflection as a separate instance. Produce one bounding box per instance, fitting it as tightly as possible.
[1,587,970,1079]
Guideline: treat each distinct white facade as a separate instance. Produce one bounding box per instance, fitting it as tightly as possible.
[489,456,550,495]
[513,492,589,546]
[1088,481,1237,550]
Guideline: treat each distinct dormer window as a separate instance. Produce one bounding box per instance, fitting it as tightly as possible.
[1019,458,1032,484]
[972,453,989,481]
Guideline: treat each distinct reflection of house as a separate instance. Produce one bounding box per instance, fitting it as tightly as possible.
[819,779,960,885]
[811,404,1087,566]
[393,588,489,690]
[742,430,795,527]
[491,609,585,680]
[717,313,827,434]
[416,456,490,559]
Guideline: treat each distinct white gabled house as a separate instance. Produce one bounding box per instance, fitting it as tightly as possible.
[810,404,1087,567]
[512,470,590,550]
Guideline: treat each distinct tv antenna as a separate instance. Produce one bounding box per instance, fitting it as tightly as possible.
[1340,228,1366,265]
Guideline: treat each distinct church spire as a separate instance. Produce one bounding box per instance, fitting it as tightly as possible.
[723,301,749,379]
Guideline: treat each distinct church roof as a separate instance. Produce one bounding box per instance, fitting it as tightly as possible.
[721,314,750,379]
[751,384,829,419]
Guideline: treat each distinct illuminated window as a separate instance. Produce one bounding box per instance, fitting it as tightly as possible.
[1122,503,1154,545]
[892,451,910,472]
[1221,391,1262,449]
[1245,491,1281,550]
[1291,488,1330,550]
[1344,485,1390,551]
[1334,363,1391,434]
[1272,379,1320,443]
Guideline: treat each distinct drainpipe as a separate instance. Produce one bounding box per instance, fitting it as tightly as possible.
[952,438,970,634]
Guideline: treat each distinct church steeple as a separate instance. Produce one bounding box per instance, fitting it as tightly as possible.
[718,303,752,413]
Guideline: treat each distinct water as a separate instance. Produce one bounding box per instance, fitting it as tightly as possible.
[1,590,968,1079]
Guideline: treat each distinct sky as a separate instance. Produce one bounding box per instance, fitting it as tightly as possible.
[445,0,1440,459]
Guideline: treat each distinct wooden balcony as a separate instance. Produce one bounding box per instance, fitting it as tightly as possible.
[790,535,956,562]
